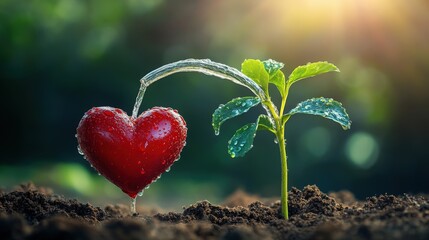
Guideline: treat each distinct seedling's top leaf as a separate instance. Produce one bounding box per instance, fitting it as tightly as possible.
[257,114,275,133]
[241,59,270,92]
[212,96,261,135]
[263,59,286,97]
[263,59,284,75]
[288,61,339,86]
[228,123,258,158]
[288,97,351,130]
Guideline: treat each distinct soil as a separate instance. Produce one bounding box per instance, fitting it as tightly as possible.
[1,183,428,240]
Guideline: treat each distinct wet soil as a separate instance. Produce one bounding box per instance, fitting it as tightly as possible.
[1,183,428,240]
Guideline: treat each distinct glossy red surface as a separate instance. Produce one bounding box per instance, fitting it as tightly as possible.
[76,107,187,198]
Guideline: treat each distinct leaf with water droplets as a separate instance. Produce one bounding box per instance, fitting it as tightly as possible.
[257,114,275,133]
[288,62,339,86]
[241,59,270,91]
[287,97,351,130]
[263,59,286,97]
[228,123,258,158]
[212,96,261,135]
[263,59,284,75]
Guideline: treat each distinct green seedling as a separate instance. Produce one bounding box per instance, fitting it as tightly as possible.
[132,58,351,219]
[211,59,351,219]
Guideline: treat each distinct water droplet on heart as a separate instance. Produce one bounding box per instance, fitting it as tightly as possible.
[151,174,162,184]
[166,167,171,172]
[140,168,145,175]
[138,161,141,165]
[138,190,144,196]
[174,155,181,162]
[77,145,84,155]
[183,141,187,146]
[162,160,166,165]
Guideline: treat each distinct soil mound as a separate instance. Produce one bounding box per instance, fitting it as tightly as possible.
[1,183,428,240]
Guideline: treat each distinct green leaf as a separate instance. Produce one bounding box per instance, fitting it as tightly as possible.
[212,96,261,135]
[263,59,286,97]
[270,70,286,97]
[263,59,284,75]
[228,123,258,158]
[288,61,339,85]
[257,114,275,133]
[227,114,275,158]
[241,59,269,91]
[287,97,351,130]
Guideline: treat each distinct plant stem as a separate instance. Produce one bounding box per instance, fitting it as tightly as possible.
[277,84,290,219]
[277,125,288,219]
[265,99,289,219]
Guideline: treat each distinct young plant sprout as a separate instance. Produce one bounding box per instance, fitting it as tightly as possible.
[78,58,350,218]
[211,59,351,219]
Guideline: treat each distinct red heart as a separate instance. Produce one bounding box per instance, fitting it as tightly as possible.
[76,106,187,198]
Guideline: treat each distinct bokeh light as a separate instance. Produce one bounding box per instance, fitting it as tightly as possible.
[300,127,331,158]
[345,132,379,169]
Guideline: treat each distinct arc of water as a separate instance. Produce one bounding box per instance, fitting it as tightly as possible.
[132,59,273,119]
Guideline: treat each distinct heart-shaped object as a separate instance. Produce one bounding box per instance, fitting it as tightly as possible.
[76,106,187,198]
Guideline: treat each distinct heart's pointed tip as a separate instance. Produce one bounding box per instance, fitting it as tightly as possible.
[126,191,138,199]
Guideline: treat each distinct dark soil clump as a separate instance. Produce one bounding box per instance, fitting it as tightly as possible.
[1,183,428,240]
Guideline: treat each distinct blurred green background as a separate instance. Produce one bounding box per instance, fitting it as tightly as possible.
[1,0,428,210]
